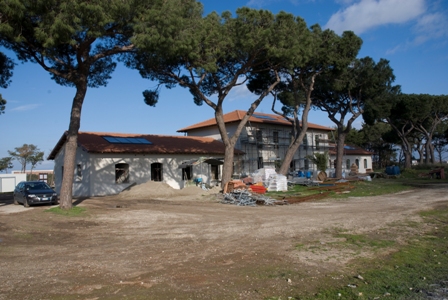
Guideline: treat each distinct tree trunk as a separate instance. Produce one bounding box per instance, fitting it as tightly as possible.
[335,130,346,178]
[277,91,312,176]
[424,140,431,164]
[59,80,87,210]
[402,140,413,169]
[221,144,236,189]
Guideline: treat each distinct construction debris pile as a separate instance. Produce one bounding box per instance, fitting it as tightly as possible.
[221,167,289,206]
[220,190,287,206]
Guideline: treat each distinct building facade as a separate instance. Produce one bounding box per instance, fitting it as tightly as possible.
[48,131,242,197]
[178,110,337,177]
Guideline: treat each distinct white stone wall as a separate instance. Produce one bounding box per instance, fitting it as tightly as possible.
[53,145,217,197]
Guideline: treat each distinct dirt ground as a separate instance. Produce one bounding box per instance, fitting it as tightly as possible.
[0,181,447,300]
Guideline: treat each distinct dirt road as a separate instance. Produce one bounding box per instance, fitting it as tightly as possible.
[0,183,447,299]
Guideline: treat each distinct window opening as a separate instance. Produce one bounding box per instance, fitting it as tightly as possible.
[346,159,351,170]
[151,163,163,182]
[315,135,320,150]
[273,131,279,144]
[257,157,264,169]
[256,129,263,148]
[211,165,219,180]
[115,163,129,184]
[182,165,193,181]
[289,160,296,172]
[303,135,308,149]
[39,173,48,183]
[76,164,82,180]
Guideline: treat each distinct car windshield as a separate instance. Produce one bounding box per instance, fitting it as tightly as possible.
[26,182,51,190]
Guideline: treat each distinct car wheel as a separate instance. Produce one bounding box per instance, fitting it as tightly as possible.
[13,196,19,205]
[24,198,30,208]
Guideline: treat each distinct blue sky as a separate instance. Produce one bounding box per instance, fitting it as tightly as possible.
[1,0,447,171]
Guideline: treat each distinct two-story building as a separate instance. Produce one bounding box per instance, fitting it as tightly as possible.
[177,110,336,177]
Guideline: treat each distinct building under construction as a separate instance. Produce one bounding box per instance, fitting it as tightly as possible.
[236,118,333,175]
[178,110,334,177]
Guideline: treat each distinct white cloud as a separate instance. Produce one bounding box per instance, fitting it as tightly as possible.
[413,12,448,44]
[325,0,426,35]
[386,10,448,54]
[10,104,41,112]
[245,0,305,8]
[245,0,277,7]
[227,83,256,102]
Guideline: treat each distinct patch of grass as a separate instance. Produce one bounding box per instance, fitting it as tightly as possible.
[332,180,412,198]
[335,233,395,249]
[15,232,33,240]
[45,206,87,217]
[268,179,415,201]
[286,205,448,299]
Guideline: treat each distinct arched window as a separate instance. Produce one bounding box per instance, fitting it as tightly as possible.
[346,159,350,170]
[364,159,368,169]
[355,159,359,167]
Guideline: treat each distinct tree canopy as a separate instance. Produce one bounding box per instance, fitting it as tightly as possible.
[364,93,448,167]
[313,57,397,177]
[248,25,362,175]
[0,51,14,115]
[132,8,310,186]
[8,144,41,173]
[0,0,202,208]
[0,156,13,173]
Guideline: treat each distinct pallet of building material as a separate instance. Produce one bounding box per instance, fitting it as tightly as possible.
[249,184,267,194]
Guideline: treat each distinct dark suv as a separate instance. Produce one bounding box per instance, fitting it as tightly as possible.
[13,181,58,207]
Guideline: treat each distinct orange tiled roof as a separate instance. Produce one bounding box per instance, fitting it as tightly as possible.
[48,131,244,160]
[177,110,334,132]
[328,144,372,156]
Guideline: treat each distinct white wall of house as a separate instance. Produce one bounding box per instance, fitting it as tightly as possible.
[53,145,219,197]
[183,122,333,177]
[328,154,373,177]
[181,127,223,140]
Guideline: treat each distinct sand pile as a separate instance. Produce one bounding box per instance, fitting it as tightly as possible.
[117,181,220,200]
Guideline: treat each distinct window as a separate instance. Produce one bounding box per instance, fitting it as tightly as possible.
[115,163,129,184]
[303,135,308,149]
[289,160,296,172]
[256,130,263,148]
[76,164,82,181]
[39,173,48,183]
[273,131,279,144]
[151,163,163,182]
[315,135,320,150]
[211,165,219,180]
[257,157,264,169]
[356,159,359,168]
[304,158,309,170]
[346,159,350,170]
[364,159,368,169]
[182,165,193,180]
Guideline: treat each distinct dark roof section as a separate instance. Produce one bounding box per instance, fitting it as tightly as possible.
[328,144,372,156]
[177,110,334,132]
[48,131,244,160]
